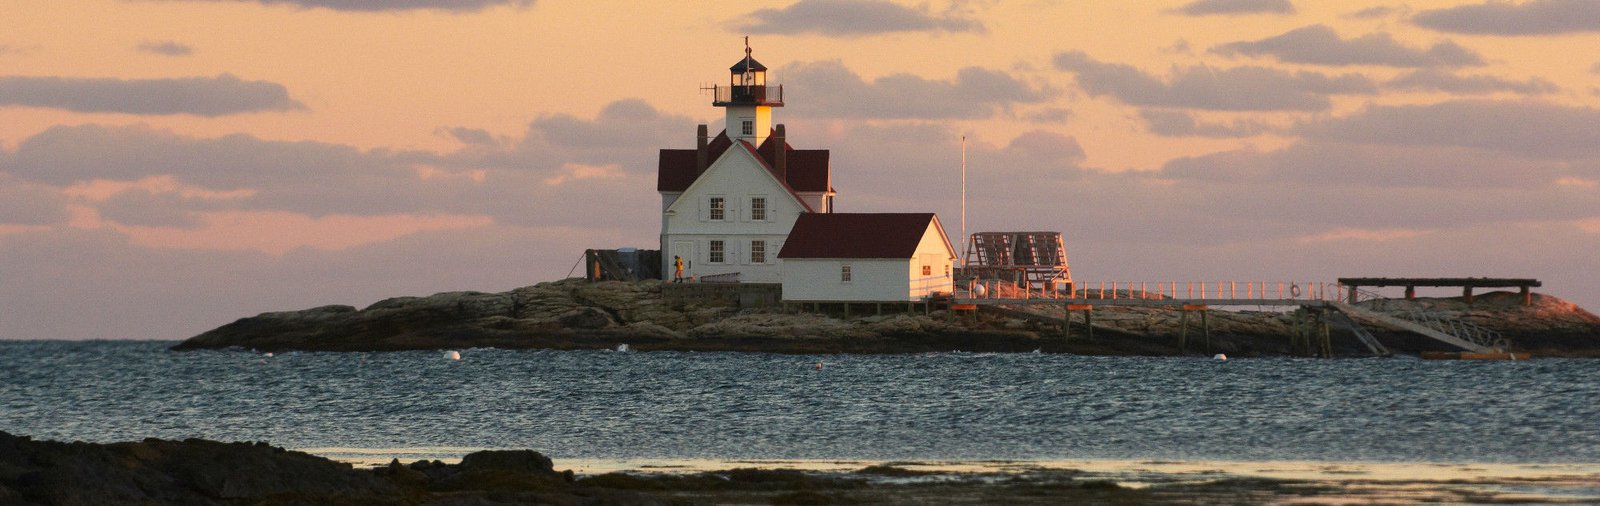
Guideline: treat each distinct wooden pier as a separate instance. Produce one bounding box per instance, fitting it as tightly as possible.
[1337,277,1541,305]
[949,277,1517,355]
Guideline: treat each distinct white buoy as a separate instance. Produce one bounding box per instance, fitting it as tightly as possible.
[446,350,461,361]
[1213,353,1228,361]
[814,361,824,370]
[616,343,630,352]
[264,352,273,358]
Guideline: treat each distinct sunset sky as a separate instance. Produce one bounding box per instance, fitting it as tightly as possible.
[3,0,1598,340]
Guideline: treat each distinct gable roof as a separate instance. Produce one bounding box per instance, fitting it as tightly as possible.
[778,213,948,259]
[661,138,815,216]
[730,139,814,213]
[657,129,830,194]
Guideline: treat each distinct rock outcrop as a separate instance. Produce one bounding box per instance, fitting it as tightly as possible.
[0,431,665,505]
[172,279,1600,357]
[0,431,398,504]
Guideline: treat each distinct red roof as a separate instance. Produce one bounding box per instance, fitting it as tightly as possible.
[657,129,830,194]
[778,213,947,259]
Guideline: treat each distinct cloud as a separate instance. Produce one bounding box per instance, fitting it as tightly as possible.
[137,40,193,56]
[1160,142,1578,190]
[0,74,303,116]
[1591,62,1600,74]
[1412,0,1600,35]
[440,126,498,147]
[1053,51,1377,111]
[1138,110,1274,137]
[0,224,611,340]
[780,60,1052,119]
[0,177,70,226]
[1385,69,1559,95]
[1023,108,1073,123]
[165,0,534,13]
[94,189,208,228]
[1345,5,1406,19]
[735,0,983,36]
[1,99,692,229]
[1296,100,1600,159]
[1173,0,1295,16]
[1211,25,1484,67]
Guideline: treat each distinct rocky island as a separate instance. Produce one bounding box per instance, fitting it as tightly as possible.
[173,279,1600,357]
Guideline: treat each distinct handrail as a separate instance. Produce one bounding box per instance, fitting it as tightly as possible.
[960,279,1350,302]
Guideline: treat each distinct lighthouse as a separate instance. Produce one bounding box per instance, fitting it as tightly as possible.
[656,42,833,284]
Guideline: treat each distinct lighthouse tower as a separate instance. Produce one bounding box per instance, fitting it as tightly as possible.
[714,40,782,146]
[656,42,832,284]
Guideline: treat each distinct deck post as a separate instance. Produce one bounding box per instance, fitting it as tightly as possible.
[1320,314,1333,358]
[1521,286,1532,305]
[1347,285,1358,304]
[1179,310,1189,354]
[1288,309,1298,355]
[1404,286,1416,299]
[1463,286,1474,304]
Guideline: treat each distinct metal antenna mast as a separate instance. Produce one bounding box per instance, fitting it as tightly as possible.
[961,134,967,267]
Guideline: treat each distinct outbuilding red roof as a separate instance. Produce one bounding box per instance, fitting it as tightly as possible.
[778,213,946,259]
[657,129,830,194]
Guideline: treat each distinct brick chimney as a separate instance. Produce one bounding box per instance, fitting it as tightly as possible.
[695,124,709,176]
[772,123,786,183]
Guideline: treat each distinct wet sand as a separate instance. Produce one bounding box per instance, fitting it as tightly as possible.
[310,448,1600,504]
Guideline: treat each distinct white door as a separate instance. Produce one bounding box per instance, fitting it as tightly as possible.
[672,240,696,278]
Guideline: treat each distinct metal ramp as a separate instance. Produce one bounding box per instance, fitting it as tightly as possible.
[1324,307,1391,356]
[1330,302,1500,353]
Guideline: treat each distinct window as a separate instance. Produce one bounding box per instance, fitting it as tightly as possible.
[750,197,766,221]
[750,240,765,263]
[922,265,932,276]
[709,240,725,263]
[741,120,754,136]
[840,265,852,283]
[709,197,725,221]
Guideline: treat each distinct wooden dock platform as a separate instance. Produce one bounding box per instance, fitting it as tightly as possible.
[1337,277,1541,305]
[953,297,1331,307]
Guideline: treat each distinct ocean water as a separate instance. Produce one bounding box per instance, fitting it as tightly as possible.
[2,340,1597,465]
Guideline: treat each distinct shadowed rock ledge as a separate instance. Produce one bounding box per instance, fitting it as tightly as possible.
[0,431,1301,505]
[172,279,1600,357]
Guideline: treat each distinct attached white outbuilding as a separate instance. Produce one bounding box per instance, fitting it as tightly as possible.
[777,213,957,302]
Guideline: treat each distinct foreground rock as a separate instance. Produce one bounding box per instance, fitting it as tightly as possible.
[173,279,1600,357]
[6,432,1587,504]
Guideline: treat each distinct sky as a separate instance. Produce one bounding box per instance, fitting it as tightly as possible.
[2,0,1598,340]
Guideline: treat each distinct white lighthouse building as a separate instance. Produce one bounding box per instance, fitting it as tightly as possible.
[657,44,835,283]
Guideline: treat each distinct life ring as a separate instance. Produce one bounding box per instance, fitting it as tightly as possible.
[1290,283,1302,297]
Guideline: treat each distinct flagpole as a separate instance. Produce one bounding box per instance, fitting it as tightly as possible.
[960,134,967,267]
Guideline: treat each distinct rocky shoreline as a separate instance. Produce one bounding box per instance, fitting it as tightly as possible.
[8,432,1594,505]
[173,278,1600,357]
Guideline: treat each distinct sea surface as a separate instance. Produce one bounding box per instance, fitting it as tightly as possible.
[3,340,1598,466]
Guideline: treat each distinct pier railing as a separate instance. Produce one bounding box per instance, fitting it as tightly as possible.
[961,279,1346,303]
[1343,287,1508,350]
